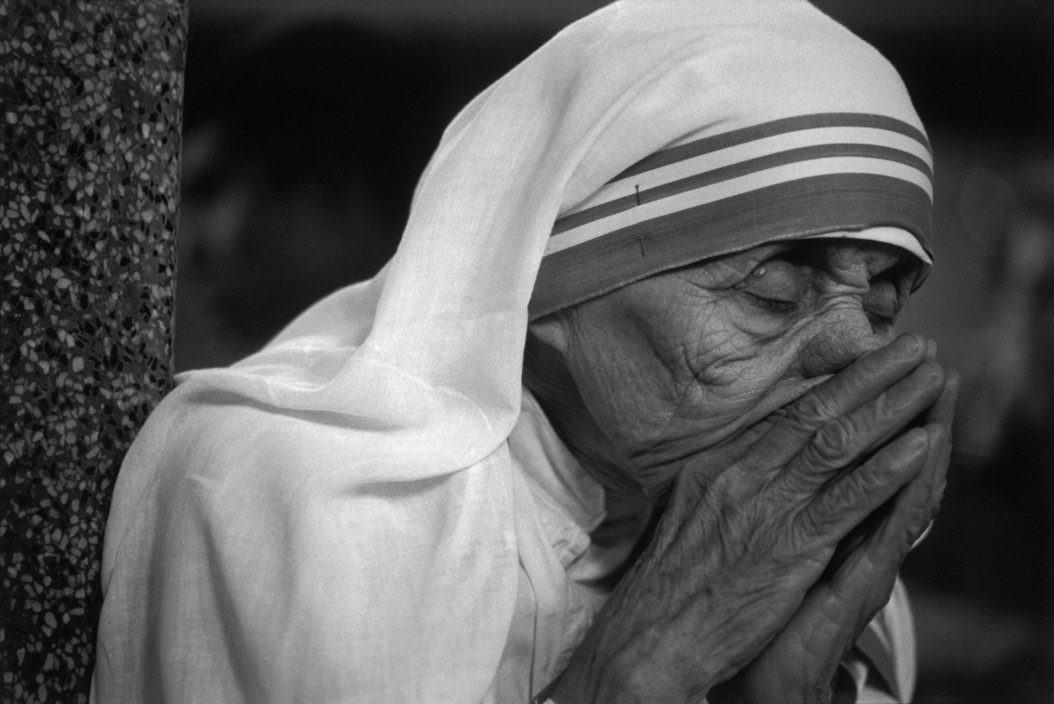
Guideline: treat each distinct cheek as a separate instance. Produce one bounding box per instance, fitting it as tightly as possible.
[666,305,803,434]
[670,295,889,442]
[680,335,798,423]
[678,297,797,393]
[566,318,686,442]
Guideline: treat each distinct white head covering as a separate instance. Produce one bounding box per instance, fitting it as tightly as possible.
[95,2,931,701]
[197,0,931,477]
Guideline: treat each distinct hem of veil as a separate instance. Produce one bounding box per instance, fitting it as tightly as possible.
[528,174,931,320]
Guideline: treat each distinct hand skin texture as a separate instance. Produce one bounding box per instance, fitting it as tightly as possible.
[523,239,958,704]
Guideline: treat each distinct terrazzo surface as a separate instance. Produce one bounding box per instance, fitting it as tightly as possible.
[1,1,186,701]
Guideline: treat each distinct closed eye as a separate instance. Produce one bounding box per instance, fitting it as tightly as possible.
[735,255,811,313]
[743,291,799,313]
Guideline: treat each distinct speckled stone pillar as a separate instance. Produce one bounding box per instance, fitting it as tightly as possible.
[1,2,186,701]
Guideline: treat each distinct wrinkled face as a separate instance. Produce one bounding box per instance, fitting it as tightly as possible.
[526,236,923,500]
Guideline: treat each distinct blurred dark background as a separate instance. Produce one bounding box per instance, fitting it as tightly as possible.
[176,1,1054,701]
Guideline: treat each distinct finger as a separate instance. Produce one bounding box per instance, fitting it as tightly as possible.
[896,364,956,525]
[924,366,960,428]
[922,421,952,506]
[912,420,954,544]
[910,372,958,538]
[784,421,953,683]
[923,338,938,362]
[790,332,930,427]
[798,426,929,540]
[827,421,952,593]
[785,361,946,483]
[787,550,900,681]
[759,334,931,463]
[808,501,924,651]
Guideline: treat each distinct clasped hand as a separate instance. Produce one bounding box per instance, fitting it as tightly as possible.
[553,333,958,704]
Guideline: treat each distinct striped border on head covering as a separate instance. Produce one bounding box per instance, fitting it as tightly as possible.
[529,112,934,319]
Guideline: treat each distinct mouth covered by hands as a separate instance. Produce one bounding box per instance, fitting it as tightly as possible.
[551,332,958,704]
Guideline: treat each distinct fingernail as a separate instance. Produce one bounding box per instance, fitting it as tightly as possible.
[921,360,945,384]
[946,367,962,395]
[895,333,923,359]
[924,339,938,361]
[907,426,930,452]
[926,423,946,445]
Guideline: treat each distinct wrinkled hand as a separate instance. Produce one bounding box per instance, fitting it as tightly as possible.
[709,364,959,704]
[552,334,954,704]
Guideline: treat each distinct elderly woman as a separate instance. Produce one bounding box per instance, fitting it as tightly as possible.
[93,1,957,703]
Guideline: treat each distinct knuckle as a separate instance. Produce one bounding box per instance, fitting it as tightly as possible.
[874,383,912,423]
[810,417,853,464]
[820,471,868,514]
[794,504,834,542]
[786,390,832,429]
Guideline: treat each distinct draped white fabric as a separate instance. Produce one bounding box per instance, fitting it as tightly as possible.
[93,2,929,701]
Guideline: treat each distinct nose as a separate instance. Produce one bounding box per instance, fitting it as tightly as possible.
[797,304,884,378]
